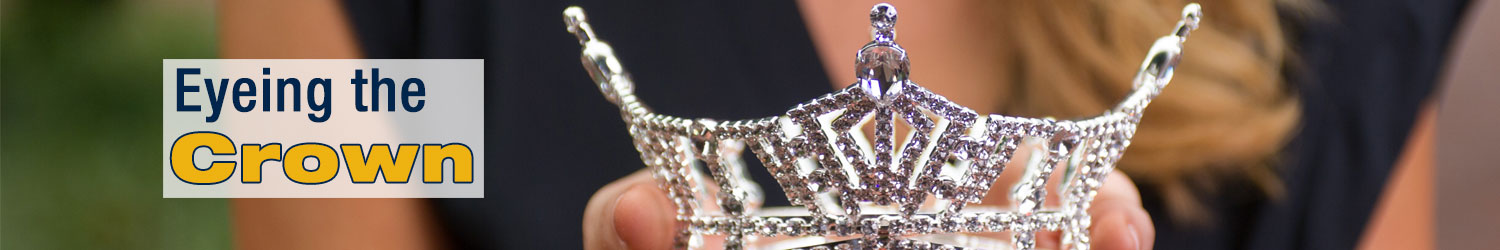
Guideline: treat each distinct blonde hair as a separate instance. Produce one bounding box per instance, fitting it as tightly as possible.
[983,0,1303,223]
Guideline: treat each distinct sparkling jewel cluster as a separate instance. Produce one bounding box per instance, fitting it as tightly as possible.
[565,3,1201,250]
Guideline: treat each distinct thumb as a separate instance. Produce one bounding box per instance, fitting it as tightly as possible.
[583,170,678,250]
[1088,170,1155,250]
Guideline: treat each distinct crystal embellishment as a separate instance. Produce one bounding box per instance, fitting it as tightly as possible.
[564,3,1202,250]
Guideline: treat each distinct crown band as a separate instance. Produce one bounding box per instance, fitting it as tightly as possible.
[565,3,1202,250]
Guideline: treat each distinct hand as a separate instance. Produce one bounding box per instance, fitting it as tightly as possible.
[582,169,1154,250]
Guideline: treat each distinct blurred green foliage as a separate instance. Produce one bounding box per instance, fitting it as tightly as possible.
[2,0,230,249]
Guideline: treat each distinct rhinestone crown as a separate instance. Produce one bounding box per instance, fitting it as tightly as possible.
[565,3,1201,250]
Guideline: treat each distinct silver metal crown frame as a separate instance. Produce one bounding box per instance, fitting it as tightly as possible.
[565,3,1201,250]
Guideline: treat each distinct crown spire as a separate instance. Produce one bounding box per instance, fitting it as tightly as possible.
[869,3,897,41]
[854,3,910,101]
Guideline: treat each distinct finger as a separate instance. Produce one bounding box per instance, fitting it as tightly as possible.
[583,169,677,250]
[1087,170,1154,250]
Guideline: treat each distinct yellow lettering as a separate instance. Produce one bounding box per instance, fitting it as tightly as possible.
[423,144,473,183]
[284,143,339,184]
[240,144,281,183]
[170,132,237,184]
[342,144,419,183]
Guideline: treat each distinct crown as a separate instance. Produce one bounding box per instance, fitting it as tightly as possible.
[565,3,1201,250]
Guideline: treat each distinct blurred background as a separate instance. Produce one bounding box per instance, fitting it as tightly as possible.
[2,0,1499,249]
[1,0,229,249]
